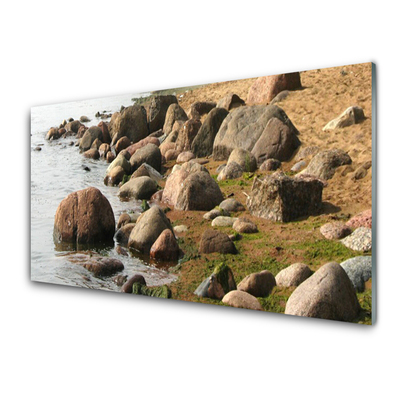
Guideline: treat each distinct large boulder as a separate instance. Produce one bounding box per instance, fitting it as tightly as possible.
[323,106,365,131]
[275,263,312,287]
[340,256,372,292]
[213,104,299,161]
[251,117,301,163]
[237,270,276,297]
[118,176,158,200]
[222,290,263,311]
[247,171,324,222]
[149,229,180,261]
[340,227,372,252]
[191,107,229,157]
[127,206,173,254]
[112,105,149,144]
[188,101,216,120]
[216,93,245,110]
[175,119,202,152]
[125,136,160,158]
[194,263,236,300]
[199,229,237,255]
[129,143,162,172]
[115,136,131,154]
[163,103,188,136]
[97,121,111,144]
[53,187,115,245]
[247,72,302,104]
[298,149,352,180]
[148,95,178,133]
[46,127,61,140]
[227,148,257,172]
[65,120,83,134]
[79,126,103,151]
[285,262,361,321]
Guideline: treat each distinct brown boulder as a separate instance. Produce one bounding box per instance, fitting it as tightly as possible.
[46,127,61,140]
[121,274,147,293]
[216,93,245,110]
[125,136,160,158]
[148,95,178,133]
[163,103,188,136]
[83,148,100,159]
[104,165,125,186]
[91,138,102,150]
[113,105,149,143]
[115,136,131,154]
[150,229,180,261]
[237,270,276,297]
[232,218,258,234]
[175,119,202,152]
[97,121,111,144]
[275,263,312,287]
[117,213,131,229]
[199,229,237,255]
[53,187,115,245]
[106,151,115,163]
[188,101,216,120]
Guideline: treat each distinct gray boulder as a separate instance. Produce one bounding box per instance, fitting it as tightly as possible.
[227,148,257,172]
[113,105,149,143]
[217,162,243,181]
[163,103,188,136]
[340,256,372,292]
[216,93,245,110]
[148,95,178,133]
[219,198,245,213]
[118,176,158,200]
[129,143,162,172]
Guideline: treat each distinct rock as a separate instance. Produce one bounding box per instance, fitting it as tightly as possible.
[113,274,128,286]
[188,101,216,120]
[213,104,299,161]
[298,149,352,180]
[291,160,307,172]
[340,227,372,252]
[129,143,162,172]
[295,145,320,161]
[211,216,238,227]
[232,218,258,234]
[163,103,188,136]
[275,263,312,287]
[119,149,131,160]
[323,106,365,131]
[54,187,115,245]
[34,146,42,151]
[160,142,176,158]
[227,148,257,172]
[79,126,103,151]
[217,162,243,181]
[247,72,302,104]
[82,257,124,277]
[352,166,369,180]
[65,120,83,134]
[131,283,171,298]
[113,105,149,143]
[148,95,178,133]
[175,171,224,211]
[199,229,237,254]
[173,225,188,234]
[285,262,360,321]
[115,136,131,154]
[106,153,131,175]
[219,198,245,213]
[80,116,90,122]
[176,151,195,163]
[340,256,372,292]
[346,209,372,229]
[128,206,173,254]
[148,129,164,138]
[194,263,236,300]
[217,93,245,110]
[251,117,301,163]
[114,223,136,245]
[97,121,111,144]
[151,189,164,202]
[46,127,61,140]
[320,222,352,240]
[106,152,115,163]
[222,290,263,311]
[165,149,180,161]
[117,213,131,229]
[125,136,160,158]
[98,140,109,157]
[132,163,163,183]
[90,138,102,150]
[118,176,158,200]
[76,125,87,139]
[83,149,100,159]
[121,274,147,293]
[237,270,276,297]
[216,164,227,173]
[247,171,324,222]
[175,119,202,152]
[270,90,290,104]
[259,158,281,171]
[150,229,180,261]
[203,208,229,220]
[104,165,125,186]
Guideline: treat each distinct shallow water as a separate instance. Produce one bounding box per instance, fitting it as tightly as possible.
[30,93,177,291]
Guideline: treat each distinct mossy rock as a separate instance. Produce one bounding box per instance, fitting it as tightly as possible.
[131,283,171,298]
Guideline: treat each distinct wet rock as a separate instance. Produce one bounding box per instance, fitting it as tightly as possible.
[219,198,245,213]
[114,222,136,246]
[222,290,263,311]
[104,165,125,186]
[227,148,257,172]
[163,103,188,136]
[80,115,90,122]
[216,93,245,110]
[90,138,102,150]
[65,120,83,134]
[121,274,147,293]
[83,148,100,159]
[117,213,132,229]
[188,101,216,120]
[213,104,299,161]
[150,229,180,261]
[128,206,174,254]
[211,216,238,227]
[112,105,149,143]
[199,229,237,254]
[106,152,115,163]
[54,187,115,245]
[194,263,236,300]
[247,72,302,104]
[118,176,158,200]
[217,162,243,181]
[340,256,372,292]
[346,209,372,229]
[340,227,372,252]
[82,257,124,277]
[130,143,162,173]
[275,263,312,287]
[131,283,171,298]
[247,171,324,222]
[298,149,352,180]
[106,153,131,175]
[115,136,131,154]
[320,222,352,240]
[79,126,103,151]
[323,106,365,131]
[232,218,258,234]
[259,158,281,171]
[113,274,128,286]
[237,270,276,297]
[46,127,61,140]
[285,262,360,321]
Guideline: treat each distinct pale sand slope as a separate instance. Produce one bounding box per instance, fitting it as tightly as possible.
[177,63,372,215]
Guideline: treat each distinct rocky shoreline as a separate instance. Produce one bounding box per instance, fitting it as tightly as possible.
[43,64,373,323]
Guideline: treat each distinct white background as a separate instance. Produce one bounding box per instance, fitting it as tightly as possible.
[1,1,397,399]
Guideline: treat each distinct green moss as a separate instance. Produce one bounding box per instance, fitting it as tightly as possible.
[353,289,372,325]
[131,283,171,299]
[213,262,234,293]
[141,200,150,212]
[121,174,131,185]
[258,287,295,314]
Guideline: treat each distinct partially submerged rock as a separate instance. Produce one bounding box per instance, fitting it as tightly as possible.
[150,229,180,261]
[121,274,147,293]
[118,176,158,200]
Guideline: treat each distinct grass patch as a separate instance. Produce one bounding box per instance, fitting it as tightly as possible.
[353,289,372,325]
[258,287,295,314]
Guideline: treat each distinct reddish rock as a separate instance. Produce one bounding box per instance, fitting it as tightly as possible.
[97,121,111,144]
[247,72,302,104]
[46,127,61,140]
[176,151,195,163]
[199,229,237,255]
[106,152,115,163]
[83,149,100,159]
[165,149,180,161]
[150,229,180,261]
[121,274,147,293]
[320,222,352,240]
[125,137,160,157]
[175,119,202,152]
[115,136,131,154]
[346,209,372,229]
[54,187,115,245]
[77,125,87,139]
